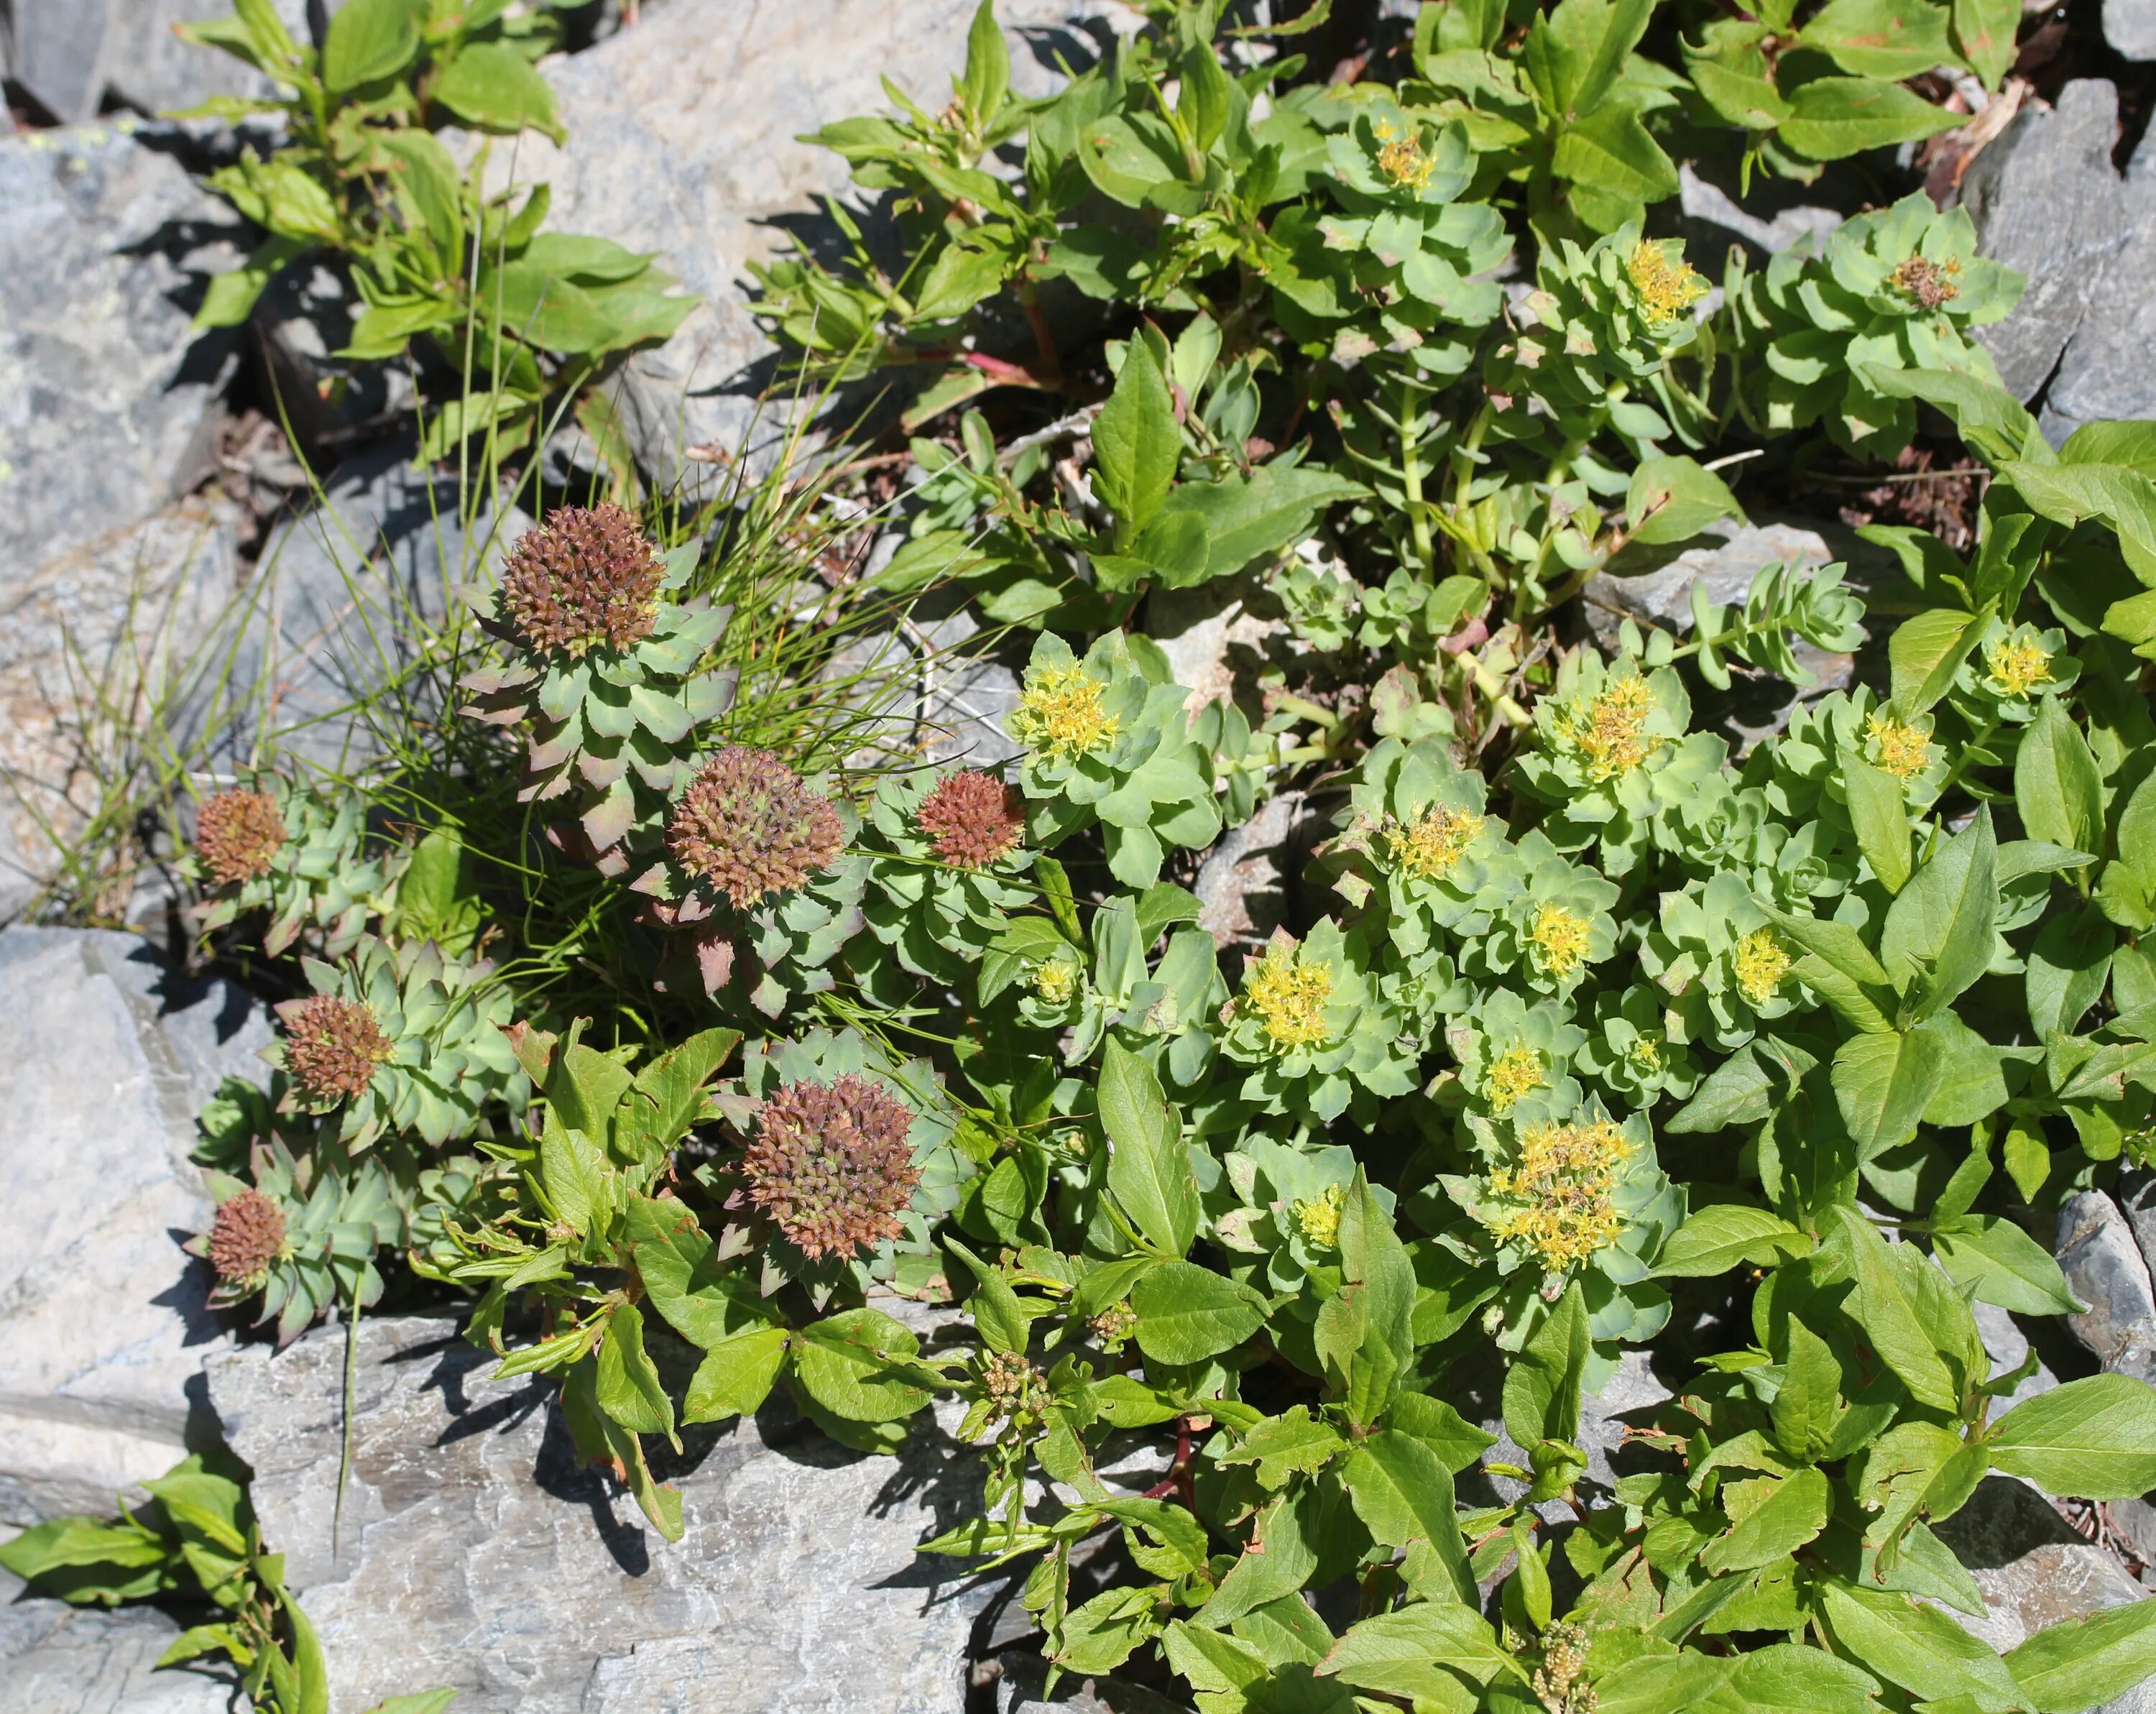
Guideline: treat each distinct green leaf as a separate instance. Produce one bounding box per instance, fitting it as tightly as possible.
[1093,335,1179,534]
[1833,1028,1948,1160]
[1322,1169,1416,1427]
[957,0,1010,121]
[1861,366,2049,467]
[2007,1595,2156,1714]
[1771,1316,1844,1462]
[684,1327,789,1424]
[1139,464,1365,587]
[1342,1430,1476,1604]
[430,41,566,142]
[1769,905,1895,992]
[321,0,421,95]
[1654,1204,1815,1276]
[2099,770,2156,930]
[948,1239,1032,1355]
[1934,1215,2084,1316]
[1700,1467,1831,1573]
[595,1302,676,1444]
[1844,752,1913,893]
[1100,1039,1198,1257]
[1889,605,1985,719]
[360,1695,460,1714]
[1552,103,1678,203]
[1317,1602,1517,1703]
[2000,459,2156,586]
[1820,1580,2024,1710]
[1219,1406,1349,1490]
[1202,1488,1321,1627]
[1799,0,1952,79]
[1503,1280,1588,1452]
[1624,455,1747,547]
[1779,76,1963,161]
[911,236,1011,323]
[2017,694,2104,856]
[1726,1644,1881,1714]
[1880,807,1999,1020]
[1989,1374,2156,1498]
[1953,0,2020,85]
[793,1309,931,1424]
[1826,1207,1959,1409]
[1129,1261,1266,1365]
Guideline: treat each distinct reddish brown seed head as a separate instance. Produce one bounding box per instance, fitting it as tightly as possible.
[282,995,393,1103]
[208,1188,287,1285]
[914,770,1024,867]
[195,789,287,885]
[499,503,666,656]
[667,747,844,910]
[741,1073,920,1261]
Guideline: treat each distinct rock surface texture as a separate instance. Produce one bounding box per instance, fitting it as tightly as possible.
[0,1574,233,1714]
[0,123,241,577]
[0,926,270,1527]
[204,1313,997,1714]
[1937,1478,2156,1711]
[200,445,520,770]
[499,0,1134,492]
[1961,78,2156,441]
[2058,1189,2156,1386]
[1962,80,2129,406]
[5,0,315,124]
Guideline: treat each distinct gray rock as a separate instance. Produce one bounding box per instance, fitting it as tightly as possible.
[0,926,272,1527]
[0,493,245,916]
[918,604,1023,770]
[2040,129,2156,446]
[1935,1476,2152,1677]
[2058,1190,2156,1386]
[0,1565,232,1713]
[0,121,243,575]
[9,0,310,124]
[999,1655,1192,1714]
[1677,162,1841,264]
[249,260,418,462]
[204,1312,999,1714]
[1194,788,1307,952]
[1480,1348,1671,1520]
[1973,1299,2060,1415]
[499,0,1135,494]
[1147,580,1284,720]
[1963,81,2129,405]
[1583,515,1874,732]
[2106,0,2156,62]
[197,445,520,771]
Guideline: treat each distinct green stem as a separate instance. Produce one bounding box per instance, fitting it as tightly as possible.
[1396,377,1436,576]
[1935,713,2000,798]
[333,1274,361,1561]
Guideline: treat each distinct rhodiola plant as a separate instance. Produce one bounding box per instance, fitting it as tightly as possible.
[142,3,2156,1712]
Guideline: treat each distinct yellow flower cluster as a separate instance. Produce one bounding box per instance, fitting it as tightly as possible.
[1383,803,1485,882]
[1013,664,1118,762]
[1372,120,1437,192]
[1292,1182,1346,1248]
[1487,1043,1547,1114]
[1555,676,1660,781]
[1030,958,1079,1005]
[1626,241,1707,329]
[1986,636,2054,698]
[1488,1119,1635,1271]
[1732,928,1792,1009]
[1244,945,1335,1049]
[1530,903,1593,977]
[1864,712,1934,781]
